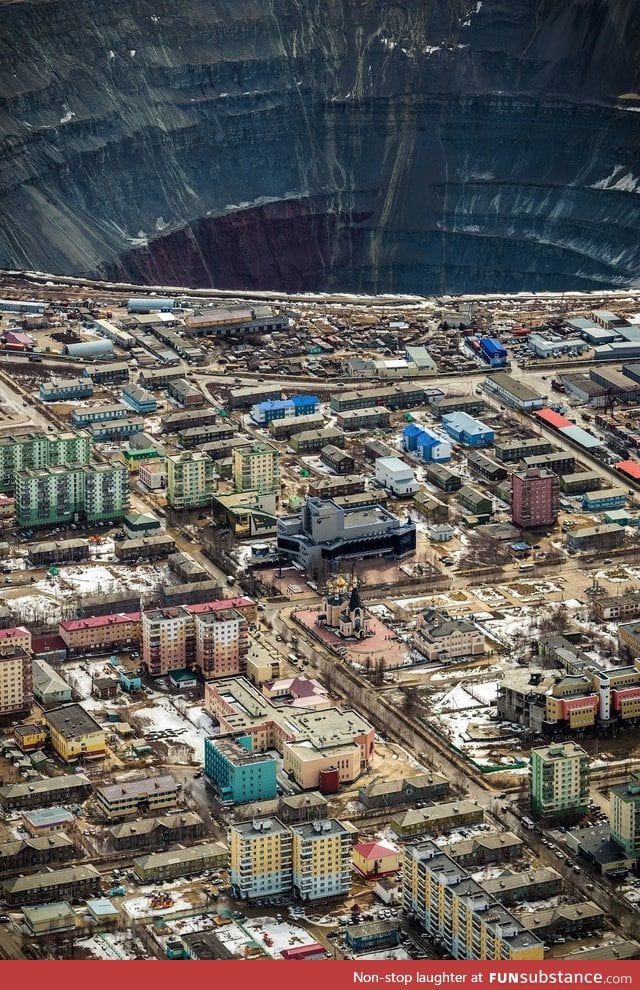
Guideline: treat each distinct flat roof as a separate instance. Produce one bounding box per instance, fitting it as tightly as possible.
[486,372,544,401]
[97,774,178,803]
[45,704,103,740]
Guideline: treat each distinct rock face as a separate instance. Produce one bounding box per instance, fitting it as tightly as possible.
[1,0,640,293]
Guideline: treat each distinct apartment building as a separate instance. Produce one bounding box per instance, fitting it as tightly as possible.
[205,676,375,789]
[59,612,141,655]
[178,423,235,448]
[133,842,226,883]
[70,403,129,427]
[251,395,319,425]
[166,378,204,408]
[0,625,31,654]
[0,645,32,718]
[141,603,248,678]
[307,475,366,499]
[2,864,101,907]
[269,413,325,441]
[230,817,293,901]
[194,608,248,679]
[529,742,590,820]
[0,431,91,492]
[335,407,391,431]
[0,774,91,811]
[291,819,352,901]
[233,442,280,495]
[166,451,216,509]
[39,378,93,402]
[83,362,129,385]
[289,428,345,454]
[109,811,205,852]
[511,468,560,530]
[96,774,180,820]
[121,383,162,418]
[330,382,426,413]
[610,775,640,858]
[494,438,553,463]
[566,524,625,552]
[403,841,544,961]
[15,463,129,527]
[204,736,277,804]
[594,592,640,622]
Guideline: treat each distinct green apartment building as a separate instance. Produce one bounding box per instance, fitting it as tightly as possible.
[530,742,590,820]
[166,451,216,510]
[15,464,129,527]
[610,775,640,858]
[0,432,91,492]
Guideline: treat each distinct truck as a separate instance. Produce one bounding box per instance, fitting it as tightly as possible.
[106,886,125,897]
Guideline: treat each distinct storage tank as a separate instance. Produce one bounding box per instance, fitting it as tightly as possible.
[318,767,340,794]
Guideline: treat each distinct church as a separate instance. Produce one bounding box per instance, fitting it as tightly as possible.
[320,576,372,640]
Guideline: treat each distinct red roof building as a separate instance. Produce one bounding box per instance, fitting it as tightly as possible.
[534,409,572,430]
[616,459,640,481]
[280,943,326,960]
[352,839,401,877]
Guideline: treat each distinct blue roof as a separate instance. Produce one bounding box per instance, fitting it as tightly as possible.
[417,428,444,447]
[481,338,507,356]
[402,423,423,437]
[255,399,294,412]
[442,411,492,435]
[291,394,319,406]
[86,898,119,918]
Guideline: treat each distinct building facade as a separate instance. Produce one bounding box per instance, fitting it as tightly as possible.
[0,432,91,493]
[141,603,248,678]
[233,442,280,495]
[529,742,590,820]
[44,705,107,762]
[166,451,216,509]
[15,463,129,527]
[230,817,293,901]
[511,468,560,529]
[403,841,544,961]
[204,736,277,804]
[610,775,640,858]
[0,644,32,718]
[96,774,180,820]
[291,819,351,901]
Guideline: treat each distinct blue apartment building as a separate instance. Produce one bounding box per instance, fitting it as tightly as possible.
[251,395,319,425]
[402,423,452,463]
[70,404,129,427]
[442,411,495,448]
[39,379,93,402]
[581,489,627,512]
[122,383,158,415]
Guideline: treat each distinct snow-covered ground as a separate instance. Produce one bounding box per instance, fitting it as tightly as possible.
[4,562,169,624]
[123,892,195,919]
[134,697,213,759]
[76,931,147,960]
